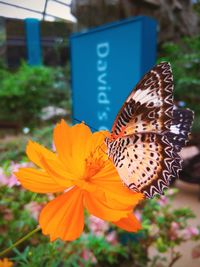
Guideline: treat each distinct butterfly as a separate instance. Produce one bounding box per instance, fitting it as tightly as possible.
[105,62,194,198]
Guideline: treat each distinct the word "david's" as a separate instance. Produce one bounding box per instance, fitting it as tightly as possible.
[96,42,111,130]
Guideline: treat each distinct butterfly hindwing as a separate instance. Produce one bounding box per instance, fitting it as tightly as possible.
[107,133,182,198]
[112,62,174,138]
[166,108,194,152]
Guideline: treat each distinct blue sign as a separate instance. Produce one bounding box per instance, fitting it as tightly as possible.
[25,18,42,65]
[70,16,157,130]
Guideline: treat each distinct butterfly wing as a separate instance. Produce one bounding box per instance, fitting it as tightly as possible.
[109,133,182,198]
[111,62,174,139]
[106,61,194,198]
[166,108,194,152]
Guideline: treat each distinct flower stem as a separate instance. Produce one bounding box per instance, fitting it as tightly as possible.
[0,225,41,257]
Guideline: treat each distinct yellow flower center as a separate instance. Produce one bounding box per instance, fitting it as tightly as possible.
[84,152,105,180]
[74,151,106,192]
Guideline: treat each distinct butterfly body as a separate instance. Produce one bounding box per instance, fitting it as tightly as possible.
[105,62,194,198]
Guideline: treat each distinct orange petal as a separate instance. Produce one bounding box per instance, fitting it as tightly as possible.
[15,168,66,193]
[54,121,92,177]
[40,156,74,188]
[39,187,84,241]
[70,123,92,158]
[92,163,117,182]
[98,180,143,207]
[53,119,72,161]
[70,123,92,176]
[26,139,75,187]
[0,258,13,267]
[26,141,57,168]
[113,213,141,232]
[84,191,132,222]
[92,161,144,206]
[84,131,109,158]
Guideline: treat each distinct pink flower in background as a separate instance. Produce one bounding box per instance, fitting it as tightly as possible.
[9,162,34,187]
[89,215,118,244]
[89,215,109,236]
[134,209,142,221]
[189,227,199,237]
[82,249,97,264]
[6,162,21,187]
[106,231,118,245]
[25,201,43,220]
[157,195,168,206]
[169,222,199,241]
[52,141,56,152]
[0,167,8,186]
[0,162,32,188]
[171,222,179,231]
[0,205,14,221]
[180,227,199,240]
[166,188,176,196]
[47,193,54,201]
[169,222,180,240]
[3,208,13,221]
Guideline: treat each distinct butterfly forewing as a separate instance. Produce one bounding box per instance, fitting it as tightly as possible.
[111,62,174,139]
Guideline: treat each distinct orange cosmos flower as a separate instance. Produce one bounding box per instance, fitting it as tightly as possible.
[0,258,13,267]
[16,120,143,241]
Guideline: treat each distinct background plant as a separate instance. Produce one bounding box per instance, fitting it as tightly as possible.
[125,189,200,267]
[158,35,200,133]
[0,62,71,128]
[0,125,54,163]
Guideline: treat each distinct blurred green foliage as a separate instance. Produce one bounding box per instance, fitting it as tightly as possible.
[0,63,71,128]
[193,0,200,16]
[0,125,54,163]
[158,35,200,132]
[10,236,127,267]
